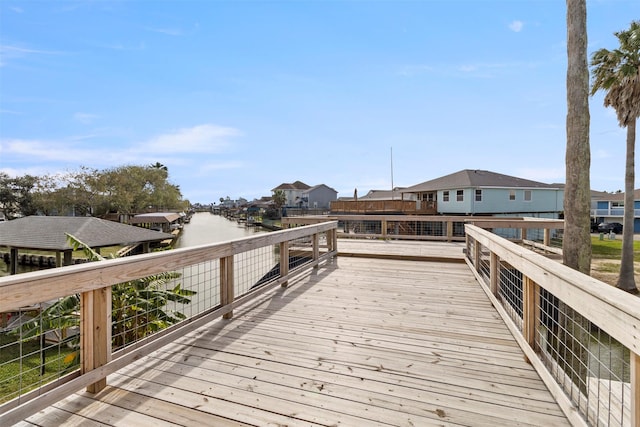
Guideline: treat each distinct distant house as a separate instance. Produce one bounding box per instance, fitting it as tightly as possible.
[401,169,564,217]
[272,181,311,208]
[592,189,640,232]
[358,188,414,201]
[301,184,338,209]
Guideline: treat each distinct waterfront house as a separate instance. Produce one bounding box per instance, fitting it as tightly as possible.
[401,169,564,218]
[591,189,640,232]
[271,181,311,208]
[300,184,338,210]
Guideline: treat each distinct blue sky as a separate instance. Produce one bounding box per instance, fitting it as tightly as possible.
[1,1,639,204]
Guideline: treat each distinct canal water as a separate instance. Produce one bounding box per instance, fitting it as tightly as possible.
[174,212,267,248]
[0,213,268,277]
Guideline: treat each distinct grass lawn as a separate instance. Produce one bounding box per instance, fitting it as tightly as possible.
[0,332,78,404]
[591,235,640,261]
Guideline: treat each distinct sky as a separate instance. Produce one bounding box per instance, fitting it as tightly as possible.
[1,1,639,204]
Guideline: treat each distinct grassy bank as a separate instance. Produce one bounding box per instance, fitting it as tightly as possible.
[591,235,640,261]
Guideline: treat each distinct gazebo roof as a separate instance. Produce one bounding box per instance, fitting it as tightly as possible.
[0,216,173,251]
[129,212,182,224]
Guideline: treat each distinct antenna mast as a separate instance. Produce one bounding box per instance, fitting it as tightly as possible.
[390,147,394,200]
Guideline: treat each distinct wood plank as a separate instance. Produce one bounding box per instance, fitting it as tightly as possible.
[16,246,571,427]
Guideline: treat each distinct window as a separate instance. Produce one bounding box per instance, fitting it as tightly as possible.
[524,190,532,201]
[443,191,449,202]
[456,190,464,202]
[509,190,516,201]
[475,189,482,202]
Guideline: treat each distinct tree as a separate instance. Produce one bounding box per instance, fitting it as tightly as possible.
[563,0,592,275]
[0,173,38,219]
[272,189,287,211]
[590,20,640,293]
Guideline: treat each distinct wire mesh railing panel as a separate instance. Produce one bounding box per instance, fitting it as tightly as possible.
[497,262,523,331]
[536,291,630,427]
[452,221,466,237]
[234,246,279,295]
[1,301,80,405]
[466,236,475,266]
[288,235,316,274]
[476,242,491,283]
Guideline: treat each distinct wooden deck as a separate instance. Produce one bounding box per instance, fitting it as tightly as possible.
[18,243,570,426]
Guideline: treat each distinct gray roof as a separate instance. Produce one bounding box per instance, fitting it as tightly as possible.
[0,216,173,251]
[272,181,311,191]
[304,184,338,194]
[403,169,561,193]
[129,212,182,224]
[359,188,406,201]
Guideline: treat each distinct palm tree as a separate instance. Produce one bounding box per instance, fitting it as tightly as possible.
[272,189,287,210]
[149,162,168,172]
[564,0,591,275]
[590,20,640,293]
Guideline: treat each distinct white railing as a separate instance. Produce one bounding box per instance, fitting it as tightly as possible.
[0,222,338,426]
[465,224,640,427]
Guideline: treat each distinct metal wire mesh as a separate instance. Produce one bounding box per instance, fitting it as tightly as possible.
[1,302,80,405]
[497,262,523,331]
[537,291,630,427]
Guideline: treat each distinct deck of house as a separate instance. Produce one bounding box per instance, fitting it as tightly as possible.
[16,241,570,426]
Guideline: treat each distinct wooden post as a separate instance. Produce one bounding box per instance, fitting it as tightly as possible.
[221,255,234,319]
[446,220,454,242]
[543,228,551,247]
[490,252,499,296]
[312,233,319,268]
[63,250,73,266]
[521,228,527,241]
[381,219,387,239]
[279,241,289,287]
[632,351,639,427]
[9,247,17,275]
[523,276,538,358]
[474,241,481,273]
[55,251,62,268]
[81,286,111,393]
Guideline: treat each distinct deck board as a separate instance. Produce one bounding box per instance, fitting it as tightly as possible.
[23,246,570,426]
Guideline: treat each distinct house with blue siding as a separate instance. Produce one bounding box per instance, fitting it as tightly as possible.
[401,169,564,217]
[592,189,640,232]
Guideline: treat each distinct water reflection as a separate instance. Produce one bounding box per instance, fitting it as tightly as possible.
[175,212,266,248]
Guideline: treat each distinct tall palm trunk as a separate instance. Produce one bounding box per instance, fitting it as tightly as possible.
[618,119,637,292]
[564,0,591,273]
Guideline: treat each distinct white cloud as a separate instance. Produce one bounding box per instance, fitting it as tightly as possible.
[73,112,99,124]
[10,7,23,13]
[509,20,524,33]
[140,124,242,155]
[0,45,66,55]
[144,26,183,36]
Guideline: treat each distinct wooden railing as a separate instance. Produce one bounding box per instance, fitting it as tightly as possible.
[0,222,338,426]
[330,200,437,215]
[465,224,640,427]
[283,215,564,245]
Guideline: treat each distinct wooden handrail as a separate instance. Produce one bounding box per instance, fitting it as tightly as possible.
[0,221,338,425]
[465,224,640,427]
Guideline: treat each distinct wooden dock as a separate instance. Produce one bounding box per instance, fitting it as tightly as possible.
[17,242,569,426]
